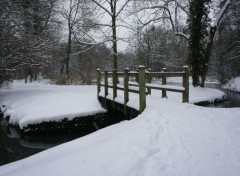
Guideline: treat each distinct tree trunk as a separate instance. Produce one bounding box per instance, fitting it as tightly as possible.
[188,0,206,87]
[200,27,216,87]
[66,29,72,78]
[146,35,151,69]
[192,66,200,87]
[112,15,118,71]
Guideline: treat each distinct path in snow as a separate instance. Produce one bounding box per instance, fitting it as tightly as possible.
[0,97,240,176]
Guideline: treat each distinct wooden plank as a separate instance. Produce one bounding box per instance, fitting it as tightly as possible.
[128,83,139,87]
[124,69,129,115]
[162,68,167,98]
[147,72,184,77]
[146,85,185,93]
[112,69,117,109]
[104,71,108,99]
[97,69,100,98]
[182,66,189,103]
[139,66,146,113]
[147,71,152,95]
[117,72,124,76]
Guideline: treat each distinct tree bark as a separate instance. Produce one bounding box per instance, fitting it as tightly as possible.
[112,17,118,71]
[111,1,118,71]
[200,27,216,87]
[66,27,72,79]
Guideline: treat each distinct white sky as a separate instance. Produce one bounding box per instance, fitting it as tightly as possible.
[57,0,223,53]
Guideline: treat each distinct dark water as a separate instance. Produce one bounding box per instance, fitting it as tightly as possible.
[168,82,240,108]
[204,82,240,108]
[0,111,127,166]
[0,119,89,166]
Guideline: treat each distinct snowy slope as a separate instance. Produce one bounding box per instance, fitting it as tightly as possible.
[0,98,240,176]
[0,81,106,128]
[223,77,240,93]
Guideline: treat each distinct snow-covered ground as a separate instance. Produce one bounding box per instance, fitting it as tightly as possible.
[0,83,240,175]
[0,80,225,128]
[222,77,240,93]
[0,81,106,129]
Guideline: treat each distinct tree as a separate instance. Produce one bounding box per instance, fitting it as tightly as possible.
[60,0,82,78]
[187,0,231,87]
[133,0,231,87]
[211,0,240,83]
[60,0,98,78]
[92,0,130,71]
[0,0,58,85]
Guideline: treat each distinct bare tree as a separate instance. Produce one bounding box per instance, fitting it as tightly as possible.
[92,0,130,71]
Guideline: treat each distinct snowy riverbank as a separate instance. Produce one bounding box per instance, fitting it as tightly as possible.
[0,80,225,129]
[222,77,240,93]
[0,81,106,129]
[0,81,240,176]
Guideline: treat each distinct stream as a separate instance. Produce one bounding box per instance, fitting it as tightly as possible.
[204,82,240,108]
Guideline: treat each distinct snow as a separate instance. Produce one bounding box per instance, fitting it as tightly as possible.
[0,80,106,129]
[0,80,226,129]
[146,83,185,91]
[222,77,240,93]
[1,80,239,176]
[212,0,231,27]
[0,78,226,130]
[0,92,240,176]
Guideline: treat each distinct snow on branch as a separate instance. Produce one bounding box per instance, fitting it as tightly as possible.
[175,32,190,41]
[212,0,231,27]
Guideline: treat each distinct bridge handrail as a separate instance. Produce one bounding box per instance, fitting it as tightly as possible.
[97,66,189,114]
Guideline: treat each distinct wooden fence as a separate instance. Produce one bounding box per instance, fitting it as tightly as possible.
[97,66,189,114]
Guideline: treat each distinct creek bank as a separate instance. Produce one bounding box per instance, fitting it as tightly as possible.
[0,110,129,135]
[193,95,227,107]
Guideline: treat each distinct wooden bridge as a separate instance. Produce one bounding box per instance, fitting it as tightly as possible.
[97,66,189,116]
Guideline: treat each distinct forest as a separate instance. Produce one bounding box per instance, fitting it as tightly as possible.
[0,0,239,87]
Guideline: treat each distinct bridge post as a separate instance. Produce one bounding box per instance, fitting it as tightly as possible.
[162,68,167,98]
[139,66,146,113]
[104,70,108,105]
[135,69,139,83]
[97,68,100,98]
[124,68,129,115]
[112,69,117,109]
[147,68,152,95]
[183,66,189,103]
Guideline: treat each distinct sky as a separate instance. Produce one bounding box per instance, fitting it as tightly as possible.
[57,0,224,53]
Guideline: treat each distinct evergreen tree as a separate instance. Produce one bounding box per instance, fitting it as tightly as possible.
[188,0,211,87]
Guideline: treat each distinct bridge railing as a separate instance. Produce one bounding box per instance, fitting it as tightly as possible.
[97,66,189,114]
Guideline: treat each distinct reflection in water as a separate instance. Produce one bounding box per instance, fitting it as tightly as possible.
[204,82,240,108]
[0,109,127,166]
[0,118,88,166]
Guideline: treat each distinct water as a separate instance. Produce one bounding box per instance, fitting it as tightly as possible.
[0,111,127,166]
[168,82,240,108]
[0,120,89,166]
[204,82,240,108]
